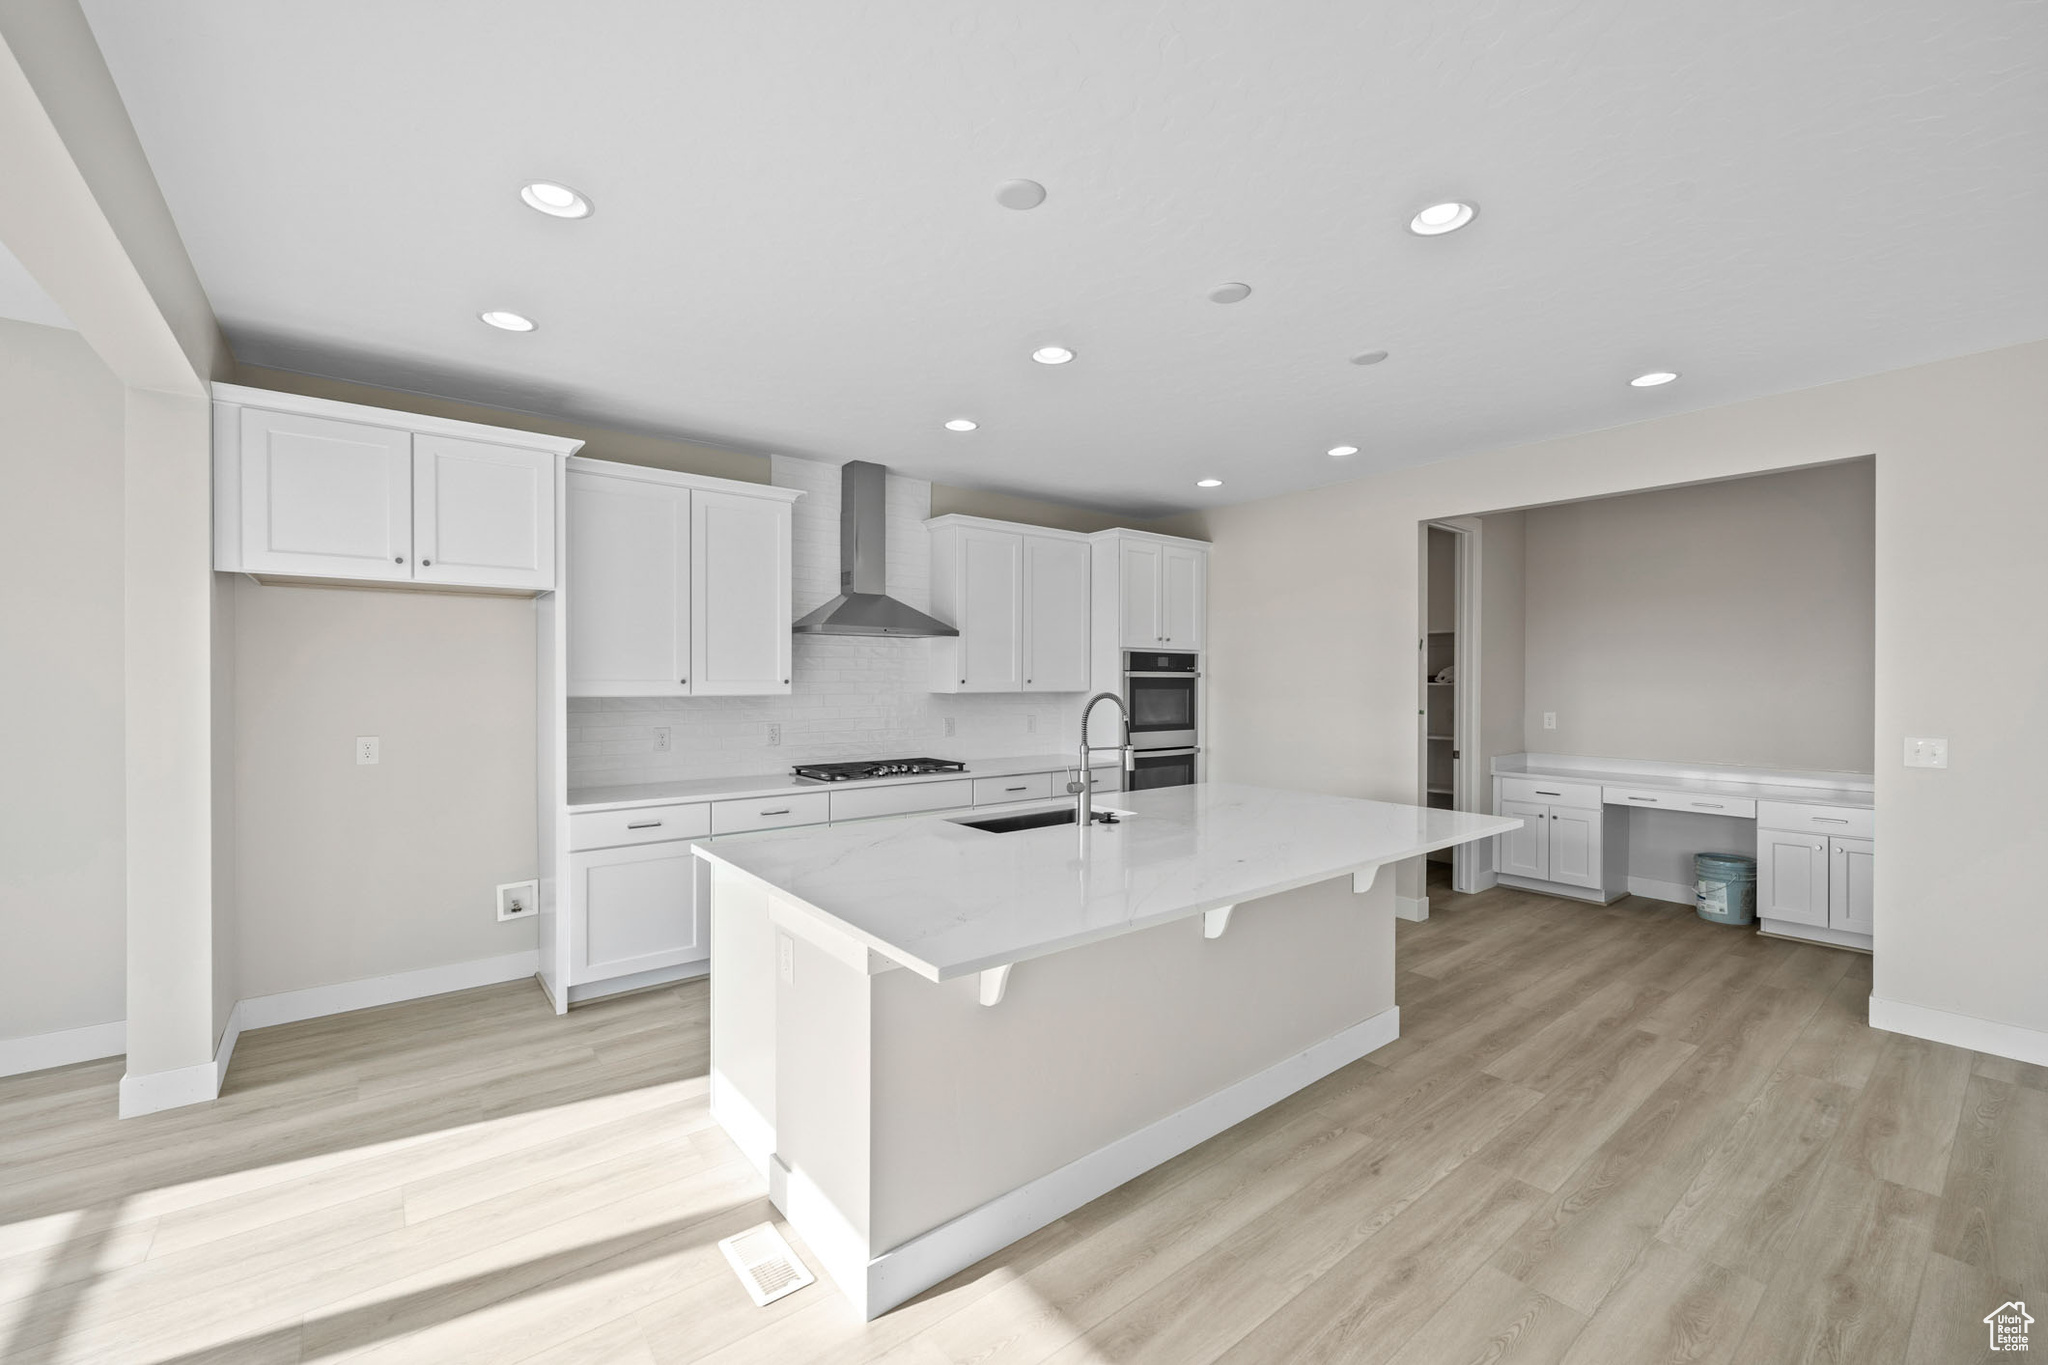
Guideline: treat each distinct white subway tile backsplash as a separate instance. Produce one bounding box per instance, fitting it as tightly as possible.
[566,455,1090,787]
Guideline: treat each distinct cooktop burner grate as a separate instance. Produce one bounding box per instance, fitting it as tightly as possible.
[790,757,968,783]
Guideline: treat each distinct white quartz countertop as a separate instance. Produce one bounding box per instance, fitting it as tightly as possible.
[1491,755,1875,809]
[694,782,1519,982]
[567,753,1118,812]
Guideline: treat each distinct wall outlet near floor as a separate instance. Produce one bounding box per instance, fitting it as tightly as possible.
[355,735,380,764]
[766,723,782,747]
[496,879,539,922]
[653,726,671,753]
[1903,736,1949,769]
[1542,712,1557,731]
[944,716,956,738]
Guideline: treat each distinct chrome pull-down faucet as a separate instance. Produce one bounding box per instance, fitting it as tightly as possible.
[1071,692,1136,848]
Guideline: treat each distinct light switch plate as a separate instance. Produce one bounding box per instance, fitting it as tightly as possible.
[355,735,380,765]
[1903,737,1948,769]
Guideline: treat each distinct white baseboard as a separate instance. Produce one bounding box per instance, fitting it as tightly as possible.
[212,1001,244,1092]
[118,1058,220,1118]
[565,959,707,1005]
[0,1019,125,1079]
[1869,995,2048,1069]
[1394,895,1430,923]
[238,950,541,1031]
[1627,876,1696,906]
[840,1004,1402,1319]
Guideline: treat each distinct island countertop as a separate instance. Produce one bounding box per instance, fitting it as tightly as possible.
[694,782,1519,982]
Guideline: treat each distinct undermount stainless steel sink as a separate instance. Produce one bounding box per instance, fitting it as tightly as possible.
[954,808,1124,835]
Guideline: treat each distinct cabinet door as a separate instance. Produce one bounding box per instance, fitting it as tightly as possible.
[691,489,792,695]
[570,842,704,984]
[1497,799,1549,881]
[957,527,1024,690]
[1161,545,1205,649]
[1119,541,1162,648]
[1830,837,1874,935]
[1759,829,1830,926]
[238,408,412,579]
[412,435,556,590]
[1022,535,1090,691]
[1548,805,1601,888]
[566,472,690,696]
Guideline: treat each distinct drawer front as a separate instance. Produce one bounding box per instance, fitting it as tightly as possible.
[974,773,1054,805]
[1756,801,1874,839]
[569,802,711,851]
[830,779,975,822]
[710,791,832,835]
[1604,786,1758,820]
[1499,776,1602,809]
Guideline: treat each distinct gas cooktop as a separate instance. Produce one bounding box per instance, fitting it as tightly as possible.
[790,758,968,783]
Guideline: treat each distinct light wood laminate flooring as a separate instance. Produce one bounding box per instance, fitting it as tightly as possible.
[3,880,2041,1363]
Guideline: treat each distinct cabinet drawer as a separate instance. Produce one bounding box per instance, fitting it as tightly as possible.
[974,773,1054,805]
[1604,786,1757,820]
[569,802,710,851]
[710,791,832,835]
[1498,776,1601,809]
[830,779,974,822]
[1756,801,1874,839]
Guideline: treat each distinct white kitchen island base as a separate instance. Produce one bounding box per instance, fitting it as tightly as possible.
[711,862,1401,1319]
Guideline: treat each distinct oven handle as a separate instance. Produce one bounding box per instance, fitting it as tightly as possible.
[1132,746,1200,759]
[1124,671,1202,679]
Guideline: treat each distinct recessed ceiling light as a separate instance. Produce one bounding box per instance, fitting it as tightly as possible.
[1327,445,1359,457]
[1207,282,1252,304]
[995,179,1047,210]
[1031,345,1075,365]
[479,310,536,332]
[1630,371,1680,387]
[520,182,591,219]
[943,418,978,431]
[1350,350,1389,366]
[1196,478,1223,488]
[1408,201,1477,236]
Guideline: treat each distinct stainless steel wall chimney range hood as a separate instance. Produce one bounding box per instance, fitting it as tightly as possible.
[791,461,960,637]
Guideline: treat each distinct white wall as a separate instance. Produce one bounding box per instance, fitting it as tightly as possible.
[1160,339,2048,1045]
[232,581,539,999]
[0,318,126,1045]
[568,455,1087,791]
[1521,460,1875,772]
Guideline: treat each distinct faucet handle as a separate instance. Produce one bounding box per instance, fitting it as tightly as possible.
[1065,779,1087,795]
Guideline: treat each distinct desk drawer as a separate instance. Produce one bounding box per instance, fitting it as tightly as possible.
[570,802,710,851]
[974,773,1054,805]
[1498,776,1602,809]
[1605,786,1757,820]
[710,791,832,835]
[1757,801,1874,838]
[831,779,974,822]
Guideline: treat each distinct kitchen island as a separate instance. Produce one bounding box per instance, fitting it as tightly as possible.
[697,781,1517,1317]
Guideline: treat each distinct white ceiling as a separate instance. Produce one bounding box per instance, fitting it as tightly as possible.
[82,1,2048,517]
[0,239,72,331]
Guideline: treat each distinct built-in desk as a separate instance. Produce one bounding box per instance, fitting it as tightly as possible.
[1490,754,1875,951]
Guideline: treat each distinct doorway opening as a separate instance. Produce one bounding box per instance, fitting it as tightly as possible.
[1419,519,1483,893]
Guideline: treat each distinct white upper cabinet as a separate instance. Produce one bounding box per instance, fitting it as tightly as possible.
[412,435,556,591]
[214,385,576,591]
[927,517,1091,694]
[691,488,793,694]
[233,408,414,580]
[1092,530,1212,659]
[1023,534,1090,691]
[566,469,691,696]
[565,459,800,698]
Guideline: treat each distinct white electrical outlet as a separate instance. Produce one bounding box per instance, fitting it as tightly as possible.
[1903,737,1949,769]
[496,879,538,922]
[1026,713,1038,735]
[1542,712,1557,731]
[767,723,782,746]
[653,727,671,753]
[944,716,956,738]
[355,735,380,764]
[777,932,795,985]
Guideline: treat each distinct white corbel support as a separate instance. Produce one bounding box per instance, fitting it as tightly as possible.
[1202,905,1236,939]
[1352,864,1384,894]
[978,964,1012,1007]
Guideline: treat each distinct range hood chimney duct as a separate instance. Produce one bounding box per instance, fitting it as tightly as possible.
[791,461,959,637]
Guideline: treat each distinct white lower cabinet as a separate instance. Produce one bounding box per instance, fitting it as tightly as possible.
[1496,798,1551,880]
[1495,794,1605,892]
[1761,825,1874,938]
[569,841,706,984]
